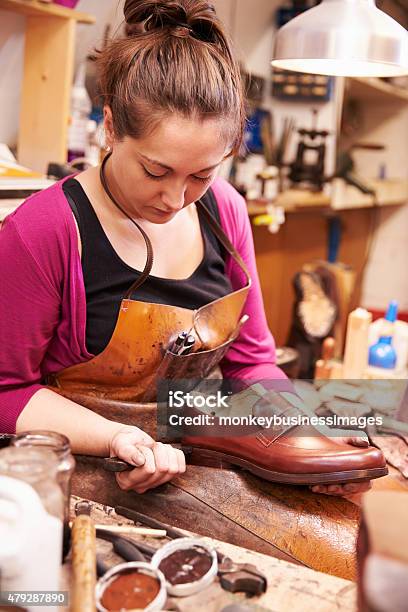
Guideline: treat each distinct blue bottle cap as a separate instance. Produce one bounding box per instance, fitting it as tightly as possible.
[385,300,398,323]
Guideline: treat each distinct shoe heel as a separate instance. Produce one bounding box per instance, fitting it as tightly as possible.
[182,447,234,470]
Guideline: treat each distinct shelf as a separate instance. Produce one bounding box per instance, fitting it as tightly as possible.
[247,180,408,217]
[330,178,408,210]
[0,0,95,23]
[247,189,331,216]
[1,0,95,171]
[345,77,408,104]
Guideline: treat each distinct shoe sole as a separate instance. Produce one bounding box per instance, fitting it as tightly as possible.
[182,446,388,485]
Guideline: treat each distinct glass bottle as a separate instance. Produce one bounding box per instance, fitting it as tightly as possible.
[0,447,63,612]
[11,431,76,558]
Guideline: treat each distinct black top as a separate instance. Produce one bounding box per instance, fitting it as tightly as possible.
[62,178,232,356]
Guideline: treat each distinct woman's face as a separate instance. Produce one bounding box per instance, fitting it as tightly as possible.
[104,110,231,224]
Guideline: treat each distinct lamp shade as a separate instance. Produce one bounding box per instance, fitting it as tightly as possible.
[271,0,408,77]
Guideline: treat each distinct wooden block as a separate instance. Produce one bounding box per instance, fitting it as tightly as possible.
[18,15,75,172]
[343,309,372,379]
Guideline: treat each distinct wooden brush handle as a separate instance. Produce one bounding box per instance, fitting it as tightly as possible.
[70,515,96,612]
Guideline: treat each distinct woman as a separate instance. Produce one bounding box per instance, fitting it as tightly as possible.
[0,0,384,505]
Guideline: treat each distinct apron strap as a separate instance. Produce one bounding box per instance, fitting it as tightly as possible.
[196,196,251,286]
[99,152,154,299]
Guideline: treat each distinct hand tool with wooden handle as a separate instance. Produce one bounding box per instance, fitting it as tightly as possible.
[70,521,166,537]
[97,528,156,560]
[104,444,193,472]
[95,530,148,577]
[70,501,96,612]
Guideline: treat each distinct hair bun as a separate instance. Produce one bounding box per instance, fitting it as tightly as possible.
[124,0,218,42]
[124,1,188,32]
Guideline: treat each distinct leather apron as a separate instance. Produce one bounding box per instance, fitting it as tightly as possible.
[49,194,251,408]
[51,172,363,580]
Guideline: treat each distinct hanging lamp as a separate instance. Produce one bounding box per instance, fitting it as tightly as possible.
[271,0,408,77]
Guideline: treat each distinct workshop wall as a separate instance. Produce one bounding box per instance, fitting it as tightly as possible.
[213,0,338,176]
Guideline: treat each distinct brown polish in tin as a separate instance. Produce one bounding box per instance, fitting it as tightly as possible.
[101,569,160,611]
[158,546,212,585]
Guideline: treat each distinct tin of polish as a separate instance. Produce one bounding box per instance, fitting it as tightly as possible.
[151,537,218,597]
[95,561,167,612]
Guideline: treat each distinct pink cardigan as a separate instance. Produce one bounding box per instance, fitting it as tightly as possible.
[0,176,286,433]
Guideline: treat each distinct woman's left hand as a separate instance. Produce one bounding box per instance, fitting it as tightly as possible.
[310,434,373,496]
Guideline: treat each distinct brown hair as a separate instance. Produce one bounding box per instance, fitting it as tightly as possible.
[97,0,245,153]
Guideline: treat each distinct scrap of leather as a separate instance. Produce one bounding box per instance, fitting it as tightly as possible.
[370,433,408,479]
[71,457,360,580]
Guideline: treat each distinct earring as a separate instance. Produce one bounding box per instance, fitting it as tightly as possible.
[105,145,111,153]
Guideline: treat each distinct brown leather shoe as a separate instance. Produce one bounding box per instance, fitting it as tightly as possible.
[182,429,387,485]
[180,388,387,485]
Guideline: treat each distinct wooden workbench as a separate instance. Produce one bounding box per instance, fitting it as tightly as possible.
[62,496,356,612]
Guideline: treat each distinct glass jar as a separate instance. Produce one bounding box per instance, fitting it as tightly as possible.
[0,447,64,611]
[0,445,64,519]
[11,431,75,557]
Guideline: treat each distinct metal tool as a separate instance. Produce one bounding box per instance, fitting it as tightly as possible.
[218,559,267,595]
[103,444,192,473]
[97,528,156,559]
[97,529,148,562]
[288,109,329,190]
[93,524,165,537]
[169,331,188,354]
[178,334,196,356]
[95,528,157,577]
[169,332,196,356]
[115,506,187,541]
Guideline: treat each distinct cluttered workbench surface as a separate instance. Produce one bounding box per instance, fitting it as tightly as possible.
[63,495,356,612]
[69,374,408,593]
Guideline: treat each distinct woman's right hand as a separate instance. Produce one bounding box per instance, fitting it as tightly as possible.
[109,426,186,494]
